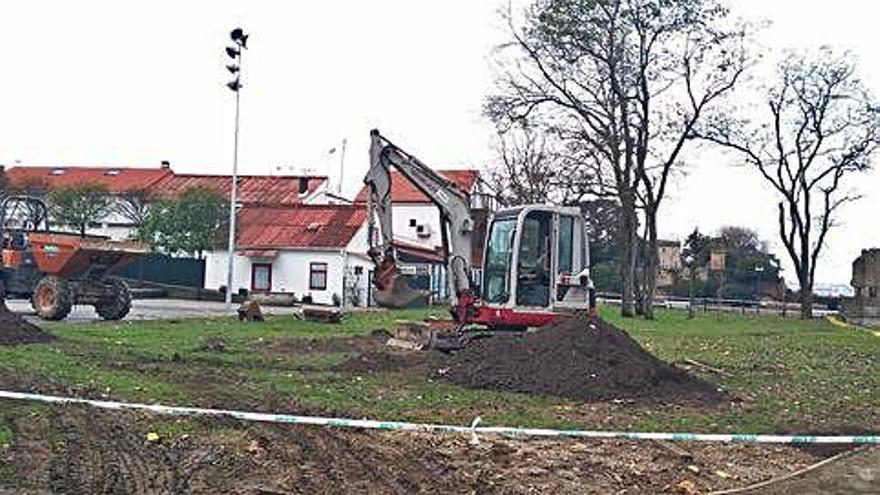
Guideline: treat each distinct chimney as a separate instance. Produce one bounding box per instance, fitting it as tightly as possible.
[298,177,310,195]
[160,160,171,169]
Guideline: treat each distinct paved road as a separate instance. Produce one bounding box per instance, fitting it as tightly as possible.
[7,298,301,323]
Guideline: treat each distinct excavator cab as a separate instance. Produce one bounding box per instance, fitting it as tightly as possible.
[479,205,594,326]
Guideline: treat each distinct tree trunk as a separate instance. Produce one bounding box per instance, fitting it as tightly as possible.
[799,289,813,320]
[642,211,659,320]
[688,270,696,319]
[798,264,813,320]
[619,191,637,317]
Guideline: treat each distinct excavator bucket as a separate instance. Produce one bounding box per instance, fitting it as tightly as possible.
[373,274,430,308]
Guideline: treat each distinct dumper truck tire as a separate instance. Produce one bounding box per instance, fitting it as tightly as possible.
[95,277,131,321]
[33,276,73,321]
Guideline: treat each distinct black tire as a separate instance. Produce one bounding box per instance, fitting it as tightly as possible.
[33,276,73,321]
[95,277,131,321]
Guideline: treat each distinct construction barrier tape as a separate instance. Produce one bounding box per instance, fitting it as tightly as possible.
[825,315,880,337]
[1,390,878,444]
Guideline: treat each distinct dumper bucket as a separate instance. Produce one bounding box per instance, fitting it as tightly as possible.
[27,233,148,279]
[373,274,429,308]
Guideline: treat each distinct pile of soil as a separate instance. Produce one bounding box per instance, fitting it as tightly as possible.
[438,318,728,405]
[0,308,54,346]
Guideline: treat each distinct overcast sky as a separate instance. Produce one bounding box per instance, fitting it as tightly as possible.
[1,1,877,286]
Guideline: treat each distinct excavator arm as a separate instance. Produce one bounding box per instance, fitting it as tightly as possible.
[364,129,475,309]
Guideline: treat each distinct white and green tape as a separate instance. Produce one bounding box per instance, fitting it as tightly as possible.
[1,390,877,445]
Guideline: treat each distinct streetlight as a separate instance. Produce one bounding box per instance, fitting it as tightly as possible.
[224,27,248,309]
[684,253,695,319]
[753,264,765,303]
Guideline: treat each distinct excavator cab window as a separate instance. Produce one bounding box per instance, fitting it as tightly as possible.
[483,218,516,304]
[558,215,574,275]
[516,211,552,307]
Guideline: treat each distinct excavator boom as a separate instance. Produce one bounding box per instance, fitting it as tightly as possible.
[365,129,474,309]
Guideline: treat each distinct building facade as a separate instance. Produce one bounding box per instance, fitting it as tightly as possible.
[656,239,682,289]
[203,205,373,307]
[842,248,880,327]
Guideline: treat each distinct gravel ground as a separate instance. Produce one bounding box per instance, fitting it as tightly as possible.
[6,298,302,323]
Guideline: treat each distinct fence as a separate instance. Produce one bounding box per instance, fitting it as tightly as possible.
[114,253,206,288]
[596,293,835,318]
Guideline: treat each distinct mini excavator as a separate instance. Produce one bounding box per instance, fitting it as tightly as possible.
[364,130,596,350]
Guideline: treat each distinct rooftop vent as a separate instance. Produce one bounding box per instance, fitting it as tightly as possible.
[298,177,310,195]
[49,168,66,176]
[306,222,322,232]
[104,169,121,176]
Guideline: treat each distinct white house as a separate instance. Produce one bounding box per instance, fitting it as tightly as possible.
[204,204,374,307]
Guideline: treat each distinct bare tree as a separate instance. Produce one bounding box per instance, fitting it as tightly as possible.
[115,188,151,236]
[696,47,880,318]
[486,0,749,318]
[488,124,593,205]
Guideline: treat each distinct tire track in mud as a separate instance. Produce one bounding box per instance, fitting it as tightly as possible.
[2,402,825,494]
[48,407,176,494]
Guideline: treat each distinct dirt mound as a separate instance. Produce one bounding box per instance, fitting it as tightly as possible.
[438,318,728,405]
[0,308,54,346]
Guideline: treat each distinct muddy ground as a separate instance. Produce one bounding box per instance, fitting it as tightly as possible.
[0,324,867,494]
[0,308,54,346]
[0,401,822,495]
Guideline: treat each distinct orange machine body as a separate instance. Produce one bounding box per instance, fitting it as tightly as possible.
[23,233,148,278]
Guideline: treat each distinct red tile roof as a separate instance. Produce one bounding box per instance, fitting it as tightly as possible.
[236,205,367,249]
[5,165,328,205]
[5,166,172,193]
[149,174,326,205]
[355,169,479,204]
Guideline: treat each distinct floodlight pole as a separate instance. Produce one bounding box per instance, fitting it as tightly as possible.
[224,31,246,310]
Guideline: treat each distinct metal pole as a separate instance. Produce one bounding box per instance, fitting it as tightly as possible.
[338,138,347,195]
[225,50,243,310]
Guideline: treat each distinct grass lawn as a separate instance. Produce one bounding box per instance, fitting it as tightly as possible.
[0,306,878,436]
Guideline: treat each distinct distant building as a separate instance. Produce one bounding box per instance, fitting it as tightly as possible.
[656,239,681,288]
[709,249,727,272]
[842,249,880,327]
[5,165,330,240]
[203,204,373,307]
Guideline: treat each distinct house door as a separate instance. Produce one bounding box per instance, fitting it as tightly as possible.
[251,263,272,293]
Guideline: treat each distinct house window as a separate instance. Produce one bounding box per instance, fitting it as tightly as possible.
[310,262,328,290]
[409,218,417,227]
[251,263,272,293]
[870,286,878,299]
[354,266,363,276]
